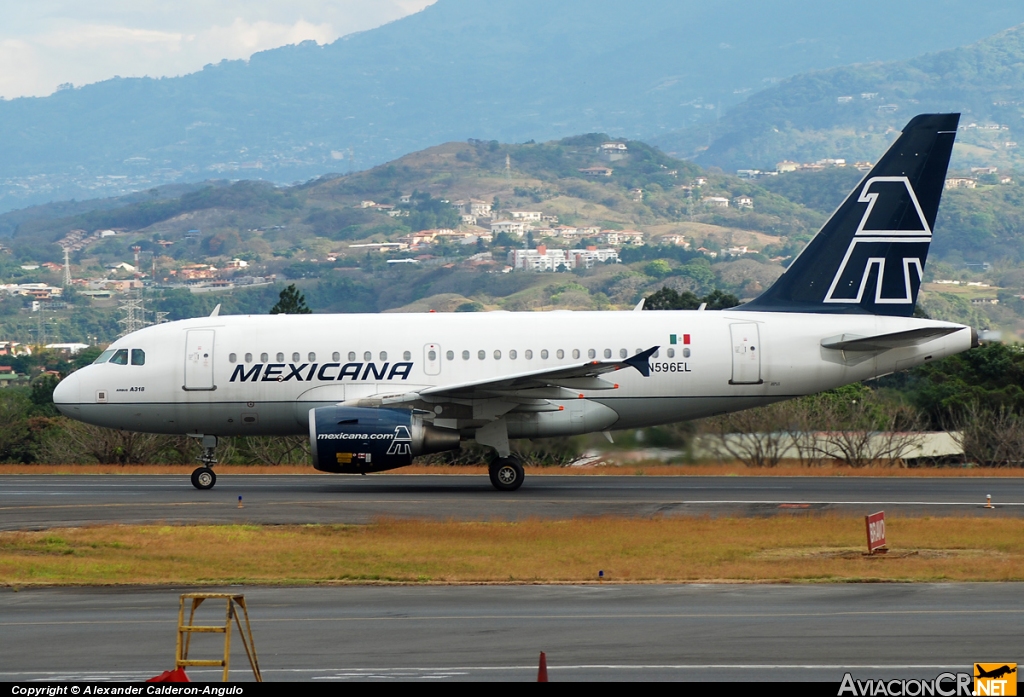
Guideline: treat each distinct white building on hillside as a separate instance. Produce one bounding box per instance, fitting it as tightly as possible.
[491,220,531,237]
[508,246,618,271]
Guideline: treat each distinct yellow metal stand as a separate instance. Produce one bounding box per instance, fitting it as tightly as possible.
[176,593,262,682]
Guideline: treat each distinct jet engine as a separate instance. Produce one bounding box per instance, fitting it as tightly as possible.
[309,406,461,473]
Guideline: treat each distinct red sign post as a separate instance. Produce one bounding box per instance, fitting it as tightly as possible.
[865,511,887,554]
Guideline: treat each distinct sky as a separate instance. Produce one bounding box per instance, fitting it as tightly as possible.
[0,1,436,99]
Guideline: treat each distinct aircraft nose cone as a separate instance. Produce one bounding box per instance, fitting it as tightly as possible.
[52,372,80,412]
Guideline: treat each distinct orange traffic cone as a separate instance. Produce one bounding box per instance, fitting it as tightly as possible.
[538,651,548,682]
[146,667,189,682]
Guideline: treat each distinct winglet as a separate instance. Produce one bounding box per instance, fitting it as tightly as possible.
[633,298,645,311]
[624,346,659,377]
[210,304,221,317]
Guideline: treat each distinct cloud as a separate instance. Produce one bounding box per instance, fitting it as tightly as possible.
[0,1,436,98]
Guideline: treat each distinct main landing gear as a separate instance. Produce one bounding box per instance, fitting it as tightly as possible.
[191,435,219,490]
[488,455,525,492]
[477,419,525,492]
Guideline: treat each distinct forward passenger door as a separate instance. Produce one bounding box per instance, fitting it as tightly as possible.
[184,329,216,390]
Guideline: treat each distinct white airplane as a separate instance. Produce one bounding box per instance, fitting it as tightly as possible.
[53,113,975,491]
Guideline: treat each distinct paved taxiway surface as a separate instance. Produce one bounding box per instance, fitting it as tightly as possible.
[1,584,1021,682]
[1,474,1022,530]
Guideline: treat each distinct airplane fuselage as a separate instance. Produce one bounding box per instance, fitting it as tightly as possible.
[54,309,973,439]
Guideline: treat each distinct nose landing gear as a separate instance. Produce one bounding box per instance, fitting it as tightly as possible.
[190,435,219,490]
[191,466,216,490]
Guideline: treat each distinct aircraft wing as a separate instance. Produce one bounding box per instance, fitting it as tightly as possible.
[820,326,962,352]
[365,346,659,405]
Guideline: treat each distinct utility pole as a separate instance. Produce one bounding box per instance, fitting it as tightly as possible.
[62,247,72,287]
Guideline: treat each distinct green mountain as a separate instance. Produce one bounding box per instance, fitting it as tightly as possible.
[2,0,1024,213]
[2,133,1021,345]
[658,24,1024,172]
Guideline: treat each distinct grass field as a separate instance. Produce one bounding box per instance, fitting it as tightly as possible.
[2,516,1023,586]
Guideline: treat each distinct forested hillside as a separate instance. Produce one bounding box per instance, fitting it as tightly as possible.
[0,132,1021,345]
[659,24,1024,171]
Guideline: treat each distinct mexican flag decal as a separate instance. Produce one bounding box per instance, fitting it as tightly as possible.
[669,334,691,345]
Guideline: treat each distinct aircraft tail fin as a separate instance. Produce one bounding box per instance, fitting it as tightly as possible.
[741,113,959,316]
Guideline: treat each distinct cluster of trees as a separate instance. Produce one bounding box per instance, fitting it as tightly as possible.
[701,384,926,468]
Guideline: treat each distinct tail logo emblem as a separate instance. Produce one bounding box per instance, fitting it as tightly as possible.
[824,176,931,305]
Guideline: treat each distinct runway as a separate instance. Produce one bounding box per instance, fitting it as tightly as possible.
[1,584,1020,682]
[1,474,1022,530]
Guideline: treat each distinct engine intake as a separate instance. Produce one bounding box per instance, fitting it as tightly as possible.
[309,406,460,473]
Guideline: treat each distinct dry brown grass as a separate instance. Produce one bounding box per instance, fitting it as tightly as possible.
[1,462,1022,477]
[2,516,1023,586]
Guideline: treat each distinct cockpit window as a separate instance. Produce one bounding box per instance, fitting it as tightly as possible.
[108,349,129,365]
[93,349,116,365]
[131,349,146,366]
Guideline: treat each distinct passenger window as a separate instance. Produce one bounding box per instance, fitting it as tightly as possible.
[363,351,372,361]
[683,348,691,358]
[428,350,437,361]
[245,353,253,363]
[308,352,316,362]
[462,350,470,360]
[131,349,146,366]
[635,349,643,355]
[405,351,413,361]
[509,350,517,360]
[229,353,237,363]
[109,349,129,365]
[348,352,356,361]
[93,349,116,364]
[556,349,564,359]
[653,350,660,358]
[494,350,501,360]
[379,351,387,361]
[588,349,596,359]
[667,348,675,358]
[603,349,612,359]
[525,350,533,359]
[446,350,454,360]
[541,350,549,359]
[292,352,301,362]
[478,350,486,360]
[572,349,580,359]
[620,349,628,358]
[261,353,269,363]
[333,352,341,362]
[276,352,284,362]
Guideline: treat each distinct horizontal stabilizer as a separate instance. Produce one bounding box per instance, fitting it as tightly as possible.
[820,326,961,352]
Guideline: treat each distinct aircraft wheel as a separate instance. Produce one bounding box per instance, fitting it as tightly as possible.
[191,467,216,490]
[489,458,524,492]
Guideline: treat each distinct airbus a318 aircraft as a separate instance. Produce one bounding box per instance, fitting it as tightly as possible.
[53,113,975,491]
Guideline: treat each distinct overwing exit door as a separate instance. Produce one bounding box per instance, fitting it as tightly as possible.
[424,343,442,376]
[184,329,216,390]
[729,323,762,385]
